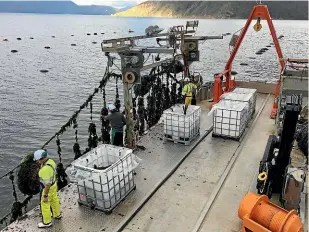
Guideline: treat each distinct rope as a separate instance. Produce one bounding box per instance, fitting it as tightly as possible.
[73,118,82,160]
[0,56,184,225]
[0,66,111,182]
[90,102,93,121]
[9,172,23,223]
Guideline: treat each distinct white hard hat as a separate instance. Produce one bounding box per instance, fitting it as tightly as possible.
[108,104,116,111]
[184,77,190,82]
[33,149,47,161]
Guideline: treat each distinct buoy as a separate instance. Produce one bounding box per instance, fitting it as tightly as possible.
[11,50,18,53]
[40,70,49,73]
[240,63,248,66]
[17,38,22,40]
[30,37,34,39]
[92,42,97,44]
[44,46,51,49]
[3,38,8,41]
[94,33,97,35]
[238,192,304,232]
[71,44,76,46]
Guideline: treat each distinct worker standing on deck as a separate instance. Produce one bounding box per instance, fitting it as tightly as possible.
[101,104,127,146]
[182,77,197,115]
[34,149,61,228]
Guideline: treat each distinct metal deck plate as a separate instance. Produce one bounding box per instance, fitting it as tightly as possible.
[121,94,268,232]
[4,105,212,232]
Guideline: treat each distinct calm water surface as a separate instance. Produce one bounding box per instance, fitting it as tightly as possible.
[0,13,308,218]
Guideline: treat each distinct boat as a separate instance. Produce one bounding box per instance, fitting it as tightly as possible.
[0,3,307,232]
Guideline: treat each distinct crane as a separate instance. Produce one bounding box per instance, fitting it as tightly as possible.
[212,4,285,119]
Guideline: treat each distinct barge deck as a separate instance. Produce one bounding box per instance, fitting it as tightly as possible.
[2,93,291,232]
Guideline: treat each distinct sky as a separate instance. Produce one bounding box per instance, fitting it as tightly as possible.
[0,0,146,7]
[72,0,145,6]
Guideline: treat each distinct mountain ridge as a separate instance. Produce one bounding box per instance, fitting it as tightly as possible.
[114,1,308,20]
[0,1,126,15]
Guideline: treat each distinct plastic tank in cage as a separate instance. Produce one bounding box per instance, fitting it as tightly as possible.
[231,87,257,117]
[209,100,249,140]
[163,104,201,145]
[66,144,141,214]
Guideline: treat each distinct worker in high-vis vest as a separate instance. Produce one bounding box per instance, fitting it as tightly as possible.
[182,77,197,115]
[34,149,61,228]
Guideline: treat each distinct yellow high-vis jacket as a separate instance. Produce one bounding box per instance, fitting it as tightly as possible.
[182,83,197,97]
[39,159,56,187]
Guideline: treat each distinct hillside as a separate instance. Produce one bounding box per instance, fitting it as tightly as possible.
[0,1,119,15]
[114,1,308,20]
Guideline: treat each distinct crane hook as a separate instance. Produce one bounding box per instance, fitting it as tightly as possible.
[253,17,262,32]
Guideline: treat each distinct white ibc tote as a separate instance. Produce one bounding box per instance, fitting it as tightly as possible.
[66,144,141,213]
[209,100,249,139]
[163,104,201,145]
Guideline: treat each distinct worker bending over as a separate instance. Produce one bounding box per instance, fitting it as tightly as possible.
[182,77,197,115]
[101,104,127,146]
[34,149,61,228]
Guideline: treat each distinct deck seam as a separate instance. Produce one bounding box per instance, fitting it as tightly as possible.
[110,125,214,232]
[191,94,271,232]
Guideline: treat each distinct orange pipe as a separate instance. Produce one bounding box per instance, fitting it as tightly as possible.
[238,192,304,232]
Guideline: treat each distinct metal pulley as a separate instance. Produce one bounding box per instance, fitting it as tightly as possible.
[187,41,197,51]
[124,71,138,84]
[253,17,262,32]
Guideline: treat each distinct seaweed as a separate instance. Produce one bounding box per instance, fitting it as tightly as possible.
[17,153,40,196]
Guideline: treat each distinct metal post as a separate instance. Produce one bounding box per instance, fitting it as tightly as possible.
[181,33,189,78]
[123,81,135,149]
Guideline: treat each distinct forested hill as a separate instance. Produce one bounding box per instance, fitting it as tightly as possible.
[114,1,308,20]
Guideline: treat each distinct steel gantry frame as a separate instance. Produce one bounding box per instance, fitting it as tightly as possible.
[101,21,222,148]
[212,4,285,119]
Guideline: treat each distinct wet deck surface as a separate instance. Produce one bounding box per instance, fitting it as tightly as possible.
[121,94,269,232]
[195,95,273,232]
[3,104,213,232]
[6,94,306,232]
